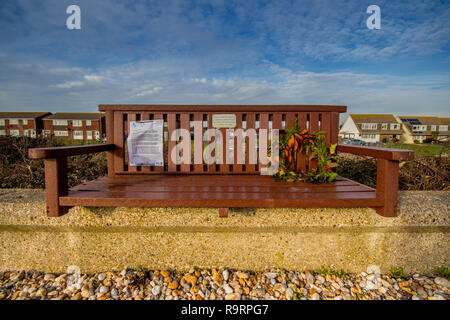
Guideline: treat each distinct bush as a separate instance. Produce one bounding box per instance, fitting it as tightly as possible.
[337,153,449,191]
[0,136,107,188]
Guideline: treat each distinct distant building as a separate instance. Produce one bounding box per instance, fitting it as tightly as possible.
[0,112,51,137]
[339,114,403,143]
[42,113,105,140]
[398,116,449,143]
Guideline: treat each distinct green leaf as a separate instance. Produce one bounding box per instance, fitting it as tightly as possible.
[329,143,337,154]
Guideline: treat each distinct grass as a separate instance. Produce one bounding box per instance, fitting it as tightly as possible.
[383,143,449,157]
[389,267,407,279]
[315,265,349,279]
[434,266,450,279]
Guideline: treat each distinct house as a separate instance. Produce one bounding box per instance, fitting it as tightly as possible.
[339,114,403,143]
[398,116,449,143]
[0,112,51,137]
[42,113,105,141]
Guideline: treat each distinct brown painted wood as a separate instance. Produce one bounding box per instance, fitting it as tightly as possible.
[258,113,269,172]
[233,113,243,173]
[219,208,228,217]
[99,105,347,113]
[105,111,115,176]
[337,145,414,161]
[330,112,339,144]
[245,113,257,173]
[193,113,204,172]
[297,113,307,173]
[113,112,125,173]
[321,112,331,146]
[375,159,399,217]
[167,113,177,172]
[180,113,191,172]
[28,144,115,159]
[44,158,70,217]
[127,113,138,172]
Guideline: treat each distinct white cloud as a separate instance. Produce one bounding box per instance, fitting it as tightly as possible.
[54,81,84,89]
[136,87,163,97]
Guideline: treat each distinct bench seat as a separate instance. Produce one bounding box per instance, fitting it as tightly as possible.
[60,175,381,208]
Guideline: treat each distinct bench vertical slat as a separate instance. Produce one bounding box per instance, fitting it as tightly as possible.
[219,126,230,173]
[258,113,269,172]
[167,113,177,172]
[245,113,256,173]
[330,112,339,144]
[321,112,331,146]
[140,113,151,173]
[193,113,204,172]
[127,113,138,172]
[180,113,191,172]
[105,110,115,177]
[207,114,216,172]
[113,111,125,173]
[153,113,165,172]
[233,113,243,173]
[309,112,319,171]
[296,112,307,173]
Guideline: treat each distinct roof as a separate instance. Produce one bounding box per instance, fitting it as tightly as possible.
[43,113,104,120]
[0,112,51,119]
[439,118,450,125]
[398,116,441,126]
[350,114,398,123]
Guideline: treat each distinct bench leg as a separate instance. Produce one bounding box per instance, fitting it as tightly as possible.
[219,208,228,217]
[44,158,70,217]
[375,159,399,217]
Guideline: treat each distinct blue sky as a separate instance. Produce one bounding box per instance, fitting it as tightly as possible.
[0,0,449,118]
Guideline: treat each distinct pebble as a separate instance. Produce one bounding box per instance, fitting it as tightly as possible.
[97,273,106,281]
[151,285,161,296]
[0,268,447,301]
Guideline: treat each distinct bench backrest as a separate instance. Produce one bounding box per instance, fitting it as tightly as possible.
[99,105,346,175]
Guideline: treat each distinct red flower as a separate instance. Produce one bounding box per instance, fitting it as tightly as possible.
[325,166,331,170]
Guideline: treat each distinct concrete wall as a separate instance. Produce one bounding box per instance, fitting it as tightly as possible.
[0,189,448,274]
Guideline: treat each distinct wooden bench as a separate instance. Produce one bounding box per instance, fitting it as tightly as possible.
[28,105,414,218]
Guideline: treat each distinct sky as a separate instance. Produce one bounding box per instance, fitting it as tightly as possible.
[0,0,449,119]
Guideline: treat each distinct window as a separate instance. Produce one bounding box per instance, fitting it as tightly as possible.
[9,119,19,125]
[86,131,92,140]
[390,123,400,130]
[0,119,5,126]
[94,130,100,139]
[361,134,376,139]
[431,125,437,131]
[72,120,83,127]
[22,119,28,125]
[43,130,51,136]
[86,120,92,126]
[381,123,388,130]
[53,120,68,126]
[0,130,5,135]
[54,130,68,137]
[361,123,377,130]
[10,129,20,136]
[30,129,36,138]
[413,125,427,131]
[73,131,84,140]
[439,125,448,132]
[24,130,28,136]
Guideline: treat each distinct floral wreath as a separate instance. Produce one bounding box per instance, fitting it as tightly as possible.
[271,117,338,183]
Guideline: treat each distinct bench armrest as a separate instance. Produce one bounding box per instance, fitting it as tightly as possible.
[337,144,414,161]
[28,144,115,159]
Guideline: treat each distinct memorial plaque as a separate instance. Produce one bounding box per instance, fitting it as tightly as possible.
[212,114,236,128]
